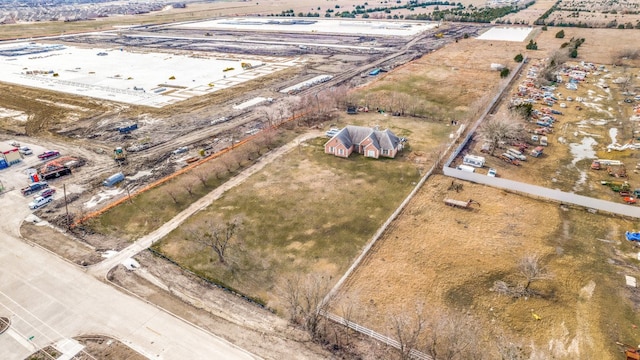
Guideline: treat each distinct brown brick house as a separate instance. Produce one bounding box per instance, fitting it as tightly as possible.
[324,125,403,159]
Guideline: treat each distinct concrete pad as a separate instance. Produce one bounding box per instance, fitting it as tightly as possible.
[54,338,84,360]
[0,42,300,108]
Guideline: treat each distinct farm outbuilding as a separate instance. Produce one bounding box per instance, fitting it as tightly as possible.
[324,125,403,159]
[0,144,22,168]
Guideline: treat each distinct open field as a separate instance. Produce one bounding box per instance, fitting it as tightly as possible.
[334,174,640,358]
[153,116,450,310]
[353,35,525,121]
[498,0,558,25]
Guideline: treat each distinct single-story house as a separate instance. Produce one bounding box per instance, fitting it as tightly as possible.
[324,125,403,159]
[0,143,21,169]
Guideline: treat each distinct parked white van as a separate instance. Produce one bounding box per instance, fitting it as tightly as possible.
[462,154,485,168]
[507,148,527,161]
[457,164,476,173]
[540,136,548,146]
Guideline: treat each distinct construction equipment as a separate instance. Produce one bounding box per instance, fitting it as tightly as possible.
[444,198,480,209]
[114,147,127,164]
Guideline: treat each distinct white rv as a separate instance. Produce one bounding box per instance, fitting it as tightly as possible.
[462,154,485,168]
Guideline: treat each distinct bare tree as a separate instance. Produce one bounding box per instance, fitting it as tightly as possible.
[255,129,277,150]
[477,116,526,155]
[422,310,484,360]
[393,92,412,116]
[164,183,180,204]
[193,169,209,186]
[336,293,361,349]
[519,253,552,293]
[219,152,236,172]
[182,176,197,196]
[281,272,334,340]
[187,219,240,264]
[326,85,351,109]
[256,105,278,127]
[388,305,425,360]
[210,162,225,179]
[492,253,553,298]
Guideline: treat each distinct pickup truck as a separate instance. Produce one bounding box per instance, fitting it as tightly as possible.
[38,150,60,160]
[29,196,52,210]
[21,181,49,196]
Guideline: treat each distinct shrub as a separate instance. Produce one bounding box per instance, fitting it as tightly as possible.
[500,68,510,78]
[514,53,524,62]
[555,29,565,38]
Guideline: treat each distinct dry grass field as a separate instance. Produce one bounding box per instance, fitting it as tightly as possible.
[326,26,640,359]
[153,116,450,310]
[148,33,522,312]
[499,0,557,24]
[355,35,524,122]
[333,174,640,359]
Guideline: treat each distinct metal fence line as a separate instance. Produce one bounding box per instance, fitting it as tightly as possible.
[321,311,432,360]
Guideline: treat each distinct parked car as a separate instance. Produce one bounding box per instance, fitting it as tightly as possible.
[29,196,52,210]
[35,188,56,198]
[325,128,341,138]
[172,146,189,155]
[38,150,60,160]
[19,146,32,155]
[487,168,497,177]
[8,140,20,147]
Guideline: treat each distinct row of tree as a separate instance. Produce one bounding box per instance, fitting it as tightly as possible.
[277,251,553,359]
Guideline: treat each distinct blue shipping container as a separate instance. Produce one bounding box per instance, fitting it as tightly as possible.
[0,159,7,170]
[118,124,138,134]
[103,172,125,187]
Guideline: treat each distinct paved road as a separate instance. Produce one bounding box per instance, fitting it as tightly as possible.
[0,177,259,359]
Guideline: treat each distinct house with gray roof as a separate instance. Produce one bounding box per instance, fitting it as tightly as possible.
[324,125,403,159]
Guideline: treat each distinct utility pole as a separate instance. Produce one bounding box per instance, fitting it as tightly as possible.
[63,183,70,229]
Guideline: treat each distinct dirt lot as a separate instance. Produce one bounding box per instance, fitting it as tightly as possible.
[333,174,640,358]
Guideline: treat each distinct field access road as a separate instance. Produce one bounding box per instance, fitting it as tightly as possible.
[89,131,322,278]
[0,186,259,359]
